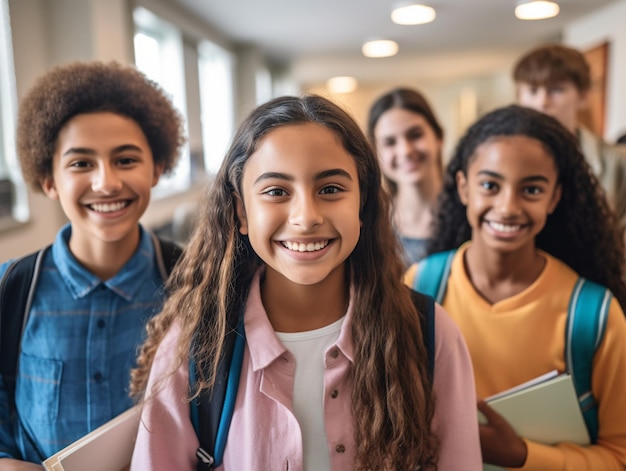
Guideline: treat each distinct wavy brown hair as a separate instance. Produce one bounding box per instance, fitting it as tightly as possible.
[131,95,439,469]
[16,61,186,191]
[429,104,626,309]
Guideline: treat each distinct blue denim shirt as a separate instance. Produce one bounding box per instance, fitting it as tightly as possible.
[0,224,168,463]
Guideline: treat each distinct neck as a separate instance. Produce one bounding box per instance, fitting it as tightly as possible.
[463,241,546,303]
[68,227,141,280]
[261,266,349,333]
[394,178,441,237]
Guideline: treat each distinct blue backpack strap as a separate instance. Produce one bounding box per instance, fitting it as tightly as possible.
[190,312,246,469]
[565,277,611,444]
[414,250,456,304]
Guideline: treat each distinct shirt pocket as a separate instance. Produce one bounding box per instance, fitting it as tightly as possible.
[15,353,62,424]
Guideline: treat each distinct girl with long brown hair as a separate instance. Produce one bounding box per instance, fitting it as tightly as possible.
[130,95,480,470]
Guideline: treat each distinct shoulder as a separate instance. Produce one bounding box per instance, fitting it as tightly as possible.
[433,303,466,353]
[0,247,51,283]
[541,252,579,280]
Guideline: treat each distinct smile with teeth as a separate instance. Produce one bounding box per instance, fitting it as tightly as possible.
[488,221,523,233]
[282,240,329,252]
[89,201,129,213]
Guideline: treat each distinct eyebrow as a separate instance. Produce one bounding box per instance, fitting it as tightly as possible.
[253,168,354,185]
[61,144,144,158]
[476,170,550,183]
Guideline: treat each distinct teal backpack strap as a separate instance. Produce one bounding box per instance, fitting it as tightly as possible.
[190,315,246,469]
[414,249,456,304]
[565,277,612,444]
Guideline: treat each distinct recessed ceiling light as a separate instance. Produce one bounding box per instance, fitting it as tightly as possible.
[515,1,560,20]
[362,39,399,58]
[391,3,436,25]
[326,76,358,94]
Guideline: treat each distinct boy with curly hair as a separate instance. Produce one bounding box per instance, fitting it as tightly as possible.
[0,61,185,468]
[513,44,626,241]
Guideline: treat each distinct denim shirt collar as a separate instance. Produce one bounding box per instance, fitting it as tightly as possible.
[52,223,157,301]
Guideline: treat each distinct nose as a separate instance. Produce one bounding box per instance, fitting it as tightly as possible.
[92,163,123,194]
[289,194,323,229]
[397,137,414,157]
[495,189,521,217]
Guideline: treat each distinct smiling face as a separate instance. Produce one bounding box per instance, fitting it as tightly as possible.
[235,123,362,289]
[456,135,561,257]
[42,112,162,254]
[373,107,442,189]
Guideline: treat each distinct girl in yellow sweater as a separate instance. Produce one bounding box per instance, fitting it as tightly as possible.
[405,105,626,470]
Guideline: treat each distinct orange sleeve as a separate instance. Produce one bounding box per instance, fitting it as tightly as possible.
[403,263,418,288]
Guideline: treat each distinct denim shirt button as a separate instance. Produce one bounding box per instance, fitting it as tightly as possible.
[94,372,103,382]
[97,319,106,328]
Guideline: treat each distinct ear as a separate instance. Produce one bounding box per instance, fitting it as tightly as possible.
[234,192,248,235]
[40,176,59,200]
[456,170,469,205]
[152,163,165,187]
[548,183,562,215]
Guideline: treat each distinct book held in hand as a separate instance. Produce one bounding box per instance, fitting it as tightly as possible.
[480,370,590,471]
[42,405,140,471]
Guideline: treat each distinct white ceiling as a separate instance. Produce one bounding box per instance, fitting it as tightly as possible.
[173,0,618,85]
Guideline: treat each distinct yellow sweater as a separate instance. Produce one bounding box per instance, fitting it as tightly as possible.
[405,244,626,470]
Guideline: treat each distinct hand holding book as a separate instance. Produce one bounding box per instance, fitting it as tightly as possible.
[478,371,590,470]
[478,400,528,468]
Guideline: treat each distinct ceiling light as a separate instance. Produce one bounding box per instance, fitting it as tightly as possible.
[515,1,560,20]
[391,3,436,25]
[362,39,399,58]
[326,76,358,94]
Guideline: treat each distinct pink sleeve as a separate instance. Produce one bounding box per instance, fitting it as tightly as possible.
[130,324,198,471]
[431,304,483,470]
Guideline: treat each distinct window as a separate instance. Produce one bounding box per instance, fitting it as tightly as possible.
[133,6,190,197]
[197,40,235,174]
[0,0,27,226]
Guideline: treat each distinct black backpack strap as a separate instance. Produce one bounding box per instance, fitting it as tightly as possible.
[149,232,183,279]
[191,307,245,470]
[408,287,436,383]
[0,248,47,393]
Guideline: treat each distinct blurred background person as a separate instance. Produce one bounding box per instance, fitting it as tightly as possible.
[368,87,444,265]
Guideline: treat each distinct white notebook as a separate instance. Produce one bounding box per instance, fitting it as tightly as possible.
[42,405,140,471]
[480,371,590,471]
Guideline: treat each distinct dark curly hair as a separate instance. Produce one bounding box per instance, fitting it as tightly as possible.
[131,95,439,470]
[16,61,186,192]
[429,104,626,308]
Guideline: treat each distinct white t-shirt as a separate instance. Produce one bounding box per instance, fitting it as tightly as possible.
[276,316,345,471]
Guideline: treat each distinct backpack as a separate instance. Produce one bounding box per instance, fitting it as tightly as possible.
[414,249,611,443]
[0,233,183,396]
[189,287,436,470]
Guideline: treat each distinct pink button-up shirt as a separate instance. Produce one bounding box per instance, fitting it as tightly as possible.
[131,273,481,470]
